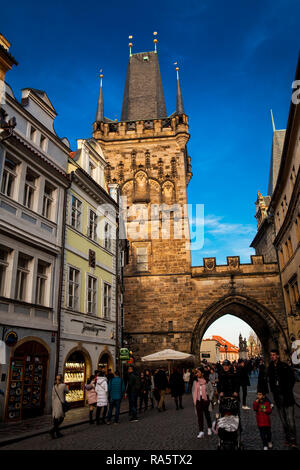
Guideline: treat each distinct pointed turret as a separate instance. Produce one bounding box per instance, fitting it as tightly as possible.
[176,66,185,115]
[95,71,104,122]
[121,50,167,121]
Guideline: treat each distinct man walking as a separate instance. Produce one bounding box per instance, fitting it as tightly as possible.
[237,360,251,410]
[267,349,297,448]
[154,367,169,412]
[126,366,140,422]
[106,370,125,424]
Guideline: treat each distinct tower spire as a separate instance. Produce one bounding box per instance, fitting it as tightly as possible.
[95,70,104,122]
[175,63,185,115]
[153,32,158,53]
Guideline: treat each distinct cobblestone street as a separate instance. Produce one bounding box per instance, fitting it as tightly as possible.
[1,378,300,450]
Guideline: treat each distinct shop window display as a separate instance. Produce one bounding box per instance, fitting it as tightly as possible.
[64,351,86,407]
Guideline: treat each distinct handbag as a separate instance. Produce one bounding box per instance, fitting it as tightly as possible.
[54,385,70,413]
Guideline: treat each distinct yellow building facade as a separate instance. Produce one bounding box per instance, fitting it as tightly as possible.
[58,138,120,408]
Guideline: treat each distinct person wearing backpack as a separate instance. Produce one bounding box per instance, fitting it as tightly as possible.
[106,370,125,424]
[126,366,140,422]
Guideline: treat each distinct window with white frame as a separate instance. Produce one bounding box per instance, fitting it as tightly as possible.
[23,168,38,210]
[42,181,55,219]
[0,246,9,296]
[71,195,82,230]
[67,267,80,310]
[104,222,112,250]
[15,253,32,301]
[87,275,97,314]
[1,155,19,198]
[136,246,148,271]
[103,283,111,319]
[36,260,50,305]
[88,210,97,241]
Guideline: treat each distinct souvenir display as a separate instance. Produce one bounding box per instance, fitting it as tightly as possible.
[7,357,45,420]
[64,358,86,407]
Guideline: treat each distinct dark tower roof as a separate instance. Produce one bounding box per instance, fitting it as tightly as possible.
[176,73,185,115]
[121,51,167,121]
[95,75,104,122]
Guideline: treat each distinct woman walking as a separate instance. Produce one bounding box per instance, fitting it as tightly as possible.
[50,374,69,439]
[169,367,185,410]
[192,368,214,438]
[95,371,108,425]
[86,375,97,424]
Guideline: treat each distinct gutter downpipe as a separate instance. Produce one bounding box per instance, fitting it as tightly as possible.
[55,174,71,376]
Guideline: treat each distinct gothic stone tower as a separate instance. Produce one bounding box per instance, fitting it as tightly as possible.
[93,50,193,358]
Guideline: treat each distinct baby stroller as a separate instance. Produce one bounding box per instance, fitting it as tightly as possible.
[213,397,242,450]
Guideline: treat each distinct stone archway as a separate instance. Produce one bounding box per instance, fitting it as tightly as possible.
[191,294,290,365]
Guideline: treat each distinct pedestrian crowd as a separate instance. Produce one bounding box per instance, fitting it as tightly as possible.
[50,350,298,450]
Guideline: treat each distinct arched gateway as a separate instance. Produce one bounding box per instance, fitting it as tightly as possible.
[191,294,290,365]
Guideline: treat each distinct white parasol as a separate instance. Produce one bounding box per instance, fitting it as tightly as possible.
[141,349,194,375]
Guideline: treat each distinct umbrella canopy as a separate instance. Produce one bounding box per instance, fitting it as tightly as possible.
[141,349,194,362]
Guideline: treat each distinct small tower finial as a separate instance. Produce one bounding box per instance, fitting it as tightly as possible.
[128,35,133,57]
[270,109,276,132]
[174,61,179,80]
[95,68,104,122]
[153,31,158,53]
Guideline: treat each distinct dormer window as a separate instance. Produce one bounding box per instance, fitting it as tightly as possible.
[88,157,97,181]
[30,126,37,143]
[40,134,47,151]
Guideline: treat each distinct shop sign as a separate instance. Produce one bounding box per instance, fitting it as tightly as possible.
[5,331,18,347]
[120,348,130,360]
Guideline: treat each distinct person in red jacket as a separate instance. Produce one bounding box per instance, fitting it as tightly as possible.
[253,391,272,450]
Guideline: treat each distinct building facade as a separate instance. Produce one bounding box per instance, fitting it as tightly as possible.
[269,59,300,343]
[58,138,122,408]
[0,39,70,421]
[211,336,239,363]
[200,338,220,363]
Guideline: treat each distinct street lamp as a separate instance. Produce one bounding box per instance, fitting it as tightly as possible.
[224,344,228,360]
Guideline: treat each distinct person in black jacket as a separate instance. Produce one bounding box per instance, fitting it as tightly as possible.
[169,367,185,410]
[154,368,169,412]
[217,360,240,398]
[126,366,140,422]
[237,360,251,410]
[267,349,297,448]
[257,358,269,395]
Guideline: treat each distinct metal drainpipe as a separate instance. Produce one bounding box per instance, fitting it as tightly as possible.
[55,177,70,376]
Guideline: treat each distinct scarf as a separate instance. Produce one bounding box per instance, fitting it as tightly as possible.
[194,378,207,402]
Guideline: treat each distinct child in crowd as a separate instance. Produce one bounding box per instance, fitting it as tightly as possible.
[253,390,273,450]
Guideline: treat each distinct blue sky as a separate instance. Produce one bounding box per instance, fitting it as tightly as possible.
[1,0,299,342]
